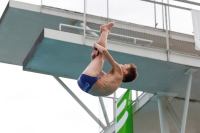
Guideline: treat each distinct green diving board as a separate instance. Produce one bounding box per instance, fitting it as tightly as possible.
[23,29,189,93]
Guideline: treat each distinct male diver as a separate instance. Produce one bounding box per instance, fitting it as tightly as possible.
[77,22,138,96]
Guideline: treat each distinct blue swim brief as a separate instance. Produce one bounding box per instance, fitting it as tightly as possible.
[77,74,98,93]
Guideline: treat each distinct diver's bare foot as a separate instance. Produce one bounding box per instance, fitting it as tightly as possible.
[100,22,114,33]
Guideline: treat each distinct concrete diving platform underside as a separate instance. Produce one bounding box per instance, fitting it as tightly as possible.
[23,29,199,94]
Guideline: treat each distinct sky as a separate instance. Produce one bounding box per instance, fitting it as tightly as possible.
[0,0,199,133]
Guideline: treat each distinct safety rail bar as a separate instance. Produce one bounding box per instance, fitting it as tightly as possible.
[59,23,153,45]
[59,24,84,31]
[141,0,192,11]
[86,28,153,44]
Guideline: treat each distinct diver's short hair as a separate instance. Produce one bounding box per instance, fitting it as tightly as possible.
[122,63,138,83]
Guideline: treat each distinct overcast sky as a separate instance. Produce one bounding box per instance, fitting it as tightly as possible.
[0,0,199,133]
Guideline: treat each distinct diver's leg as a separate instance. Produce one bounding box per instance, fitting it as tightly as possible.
[97,21,114,48]
[92,22,114,59]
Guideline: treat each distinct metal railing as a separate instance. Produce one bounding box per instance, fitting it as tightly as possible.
[59,23,153,45]
[40,0,199,33]
[39,0,200,56]
[41,0,200,58]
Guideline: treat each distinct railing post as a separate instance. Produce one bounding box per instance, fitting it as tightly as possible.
[136,91,139,110]
[59,24,61,31]
[113,92,116,121]
[107,0,109,23]
[40,0,43,12]
[164,5,170,61]
[162,0,164,30]
[83,0,86,45]
[154,0,157,28]
[167,0,171,32]
[134,39,136,44]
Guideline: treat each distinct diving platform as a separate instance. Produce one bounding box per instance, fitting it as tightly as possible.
[22,28,199,98]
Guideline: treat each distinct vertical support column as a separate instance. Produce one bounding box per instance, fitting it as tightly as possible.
[181,69,195,133]
[166,98,181,132]
[83,0,86,44]
[157,96,170,133]
[99,97,109,126]
[164,5,169,61]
